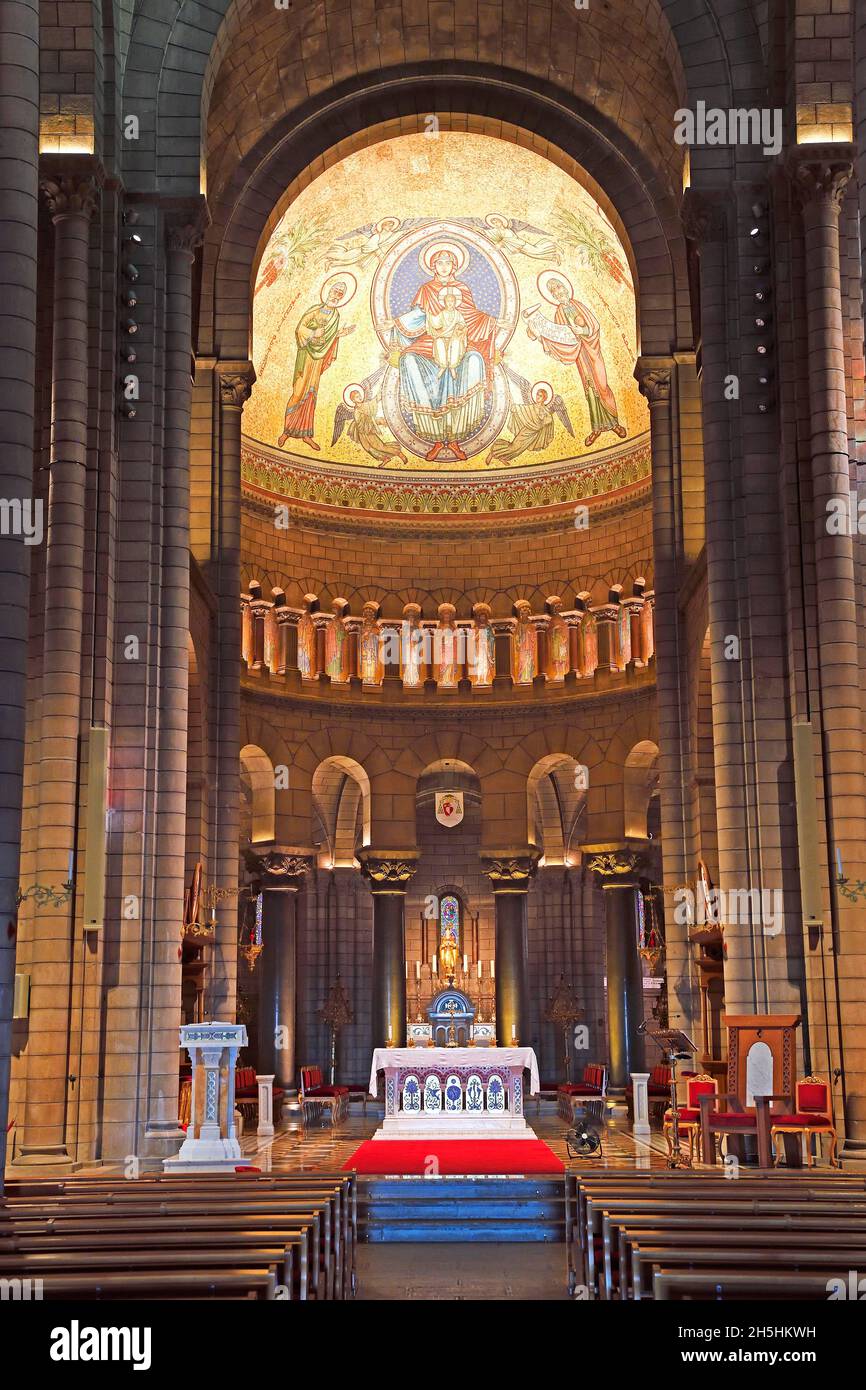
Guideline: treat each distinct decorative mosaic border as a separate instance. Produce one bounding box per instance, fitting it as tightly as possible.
[241,433,651,517]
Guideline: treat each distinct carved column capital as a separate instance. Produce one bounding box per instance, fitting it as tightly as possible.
[634,357,673,405]
[40,170,101,222]
[787,146,854,214]
[584,845,646,886]
[244,848,313,890]
[165,196,211,260]
[480,850,541,893]
[358,850,419,893]
[218,360,256,410]
[680,187,729,245]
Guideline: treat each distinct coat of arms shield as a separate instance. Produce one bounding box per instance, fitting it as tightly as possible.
[435,791,464,828]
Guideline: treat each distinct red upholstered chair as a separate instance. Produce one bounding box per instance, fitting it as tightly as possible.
[770,1075,839,1168]
[663,1074,717,1162]
[300,1065,349,1125]
[698,1090,776,1168]
[557,1064,607,1123]
[234,1066,285,1128]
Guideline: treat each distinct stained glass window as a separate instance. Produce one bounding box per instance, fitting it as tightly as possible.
[439,893,460,949]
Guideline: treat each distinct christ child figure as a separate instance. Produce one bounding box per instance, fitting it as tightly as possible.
[428,287,468,377]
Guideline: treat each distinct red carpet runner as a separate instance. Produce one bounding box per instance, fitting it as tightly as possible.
[342,1138,563,1175]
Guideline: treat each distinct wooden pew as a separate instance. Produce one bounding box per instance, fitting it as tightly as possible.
[0,1227,310,1301]
[630,1238,866,1300]
[3,1173,356,1299]
[0,1212,328,1298]
[580,1192,866,1296]
[0,1247,298,1291]
[6,1268,279,1300]
[606,1212,866,1301]
[0,1203,332,1299]
[653,1267,846,1300]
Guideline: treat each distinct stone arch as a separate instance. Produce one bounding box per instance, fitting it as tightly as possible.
[526,753,588,866]
[311,754,371,866]
[623,739,661,840]
[123,0,764,196]
[202,79,685,363]
[239,742,275,843]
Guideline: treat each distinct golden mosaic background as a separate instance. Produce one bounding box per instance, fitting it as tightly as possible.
[247,133,648,474]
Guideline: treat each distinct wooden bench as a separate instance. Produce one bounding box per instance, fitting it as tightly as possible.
[566,1167,865,1299]
[566,1168,866,1295]
[557,1064,607,1124]
[654,1267,846,1300]
[5,1171,357,1299]
[1,1174,355,1301]
[0,1267,279,1300]
[300,1066,349,1126]
[1,1200,336,1301]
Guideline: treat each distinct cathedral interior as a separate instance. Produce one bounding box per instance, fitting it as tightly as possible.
[1,0,866,1328]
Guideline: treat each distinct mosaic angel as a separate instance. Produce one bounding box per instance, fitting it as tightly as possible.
[482,214,562,263]
[486,375,573,465]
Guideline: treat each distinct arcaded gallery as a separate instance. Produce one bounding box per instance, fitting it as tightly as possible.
[1,0,866,1340]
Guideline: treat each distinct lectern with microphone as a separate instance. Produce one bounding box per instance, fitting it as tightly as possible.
[639,1023,698,1168]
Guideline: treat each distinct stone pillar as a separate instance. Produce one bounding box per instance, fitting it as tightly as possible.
[491,619,515,691]
[278,608,301,688]
[594,605,618,672]
[358,851,417,1047]
[16,168,99,1165]
[790,150,866,1147]
[586,849,646,1093]
[635,357,697,1041]
[212,364,255,1023]
[0,0,39,1181]
[481,852,539,1045]
[249,849,310,1095]
[139,206,207,1160]
[531,616,548,687]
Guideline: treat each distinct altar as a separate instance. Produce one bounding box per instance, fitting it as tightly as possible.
[368,1047,540,1138]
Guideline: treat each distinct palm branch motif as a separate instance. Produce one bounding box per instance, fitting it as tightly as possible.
[551,201,632,289]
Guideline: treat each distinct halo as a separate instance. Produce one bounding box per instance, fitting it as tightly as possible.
[537,269,573,304]
[485,214,508,230]
[531,381,554,405]
[376,217,400,234]
[419,239,469,276]
[320,270,357,305]
[342,383,364,407]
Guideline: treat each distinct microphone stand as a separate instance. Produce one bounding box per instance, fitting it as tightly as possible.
[640,1022,697,1169]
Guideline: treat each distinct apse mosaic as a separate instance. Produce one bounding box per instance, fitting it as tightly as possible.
[247,134,648,476]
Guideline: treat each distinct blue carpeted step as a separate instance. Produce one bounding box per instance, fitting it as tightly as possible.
[365,1219,563,1243]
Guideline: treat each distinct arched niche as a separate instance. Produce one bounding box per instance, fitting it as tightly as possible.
[240,743,276,844]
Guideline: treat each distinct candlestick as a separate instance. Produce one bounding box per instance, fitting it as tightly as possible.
[463,953,468,974]
[490,959,495,979]
[415,959,421,980]
[511,1023,516,1041]
[432,953,438,976]
[836,847,843,879]
[67,850,74,884]
[477,960,482,979]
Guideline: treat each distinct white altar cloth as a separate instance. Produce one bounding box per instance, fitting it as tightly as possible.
[368,1046,540,1138]
[369,1047,540,1097]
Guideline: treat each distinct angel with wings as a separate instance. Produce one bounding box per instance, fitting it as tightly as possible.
[332,364,407,465]
[482,214,562,263]
[324,217,403,272]
[485,367,573,465]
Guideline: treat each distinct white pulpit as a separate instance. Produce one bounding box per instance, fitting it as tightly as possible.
[368,1047,539,1138]
[164,1022,247,1172]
